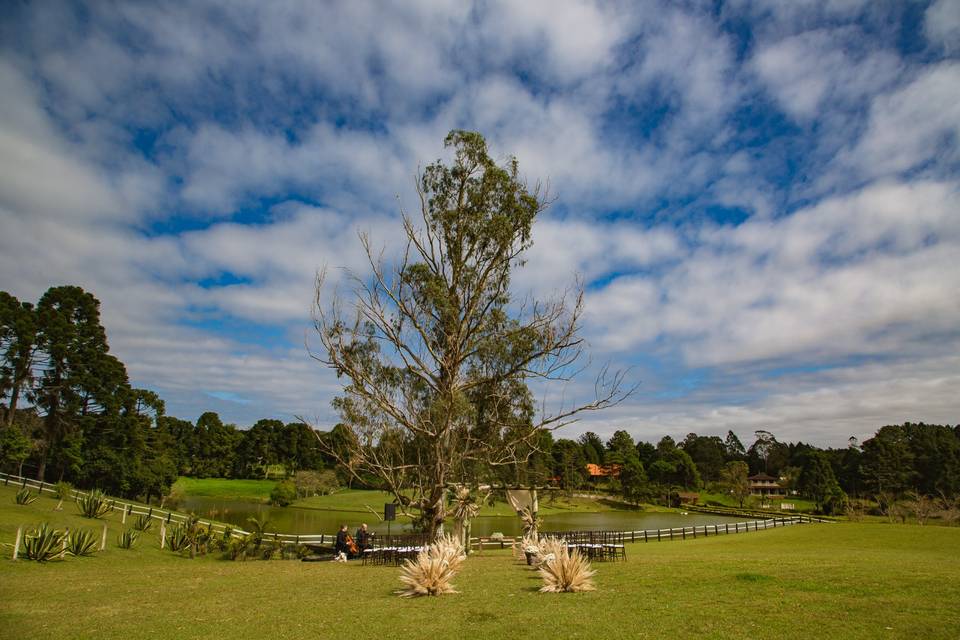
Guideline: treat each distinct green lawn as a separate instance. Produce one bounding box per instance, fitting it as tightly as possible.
[172,477,277,501]
[1,484,958,639]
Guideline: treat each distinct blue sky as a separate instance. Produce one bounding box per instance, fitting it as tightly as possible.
[1,1,958,447]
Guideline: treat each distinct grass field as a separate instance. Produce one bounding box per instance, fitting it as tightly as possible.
[172,477,278,501]
[175,476,663,516]
[1,484,958,639]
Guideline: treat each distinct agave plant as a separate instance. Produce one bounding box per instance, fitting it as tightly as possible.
[53,481,73,510]
[117,528,139,549]
[167,524,189,552]
[15,488,37,505]
[538,537,596,593]
[397,534,466,597]
[66,528,98,557]
[76,489,114,519]
[131,514,153,532]
[22,523,66,562]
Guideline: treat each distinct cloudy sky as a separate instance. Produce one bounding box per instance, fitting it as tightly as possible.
[1,1,958,448]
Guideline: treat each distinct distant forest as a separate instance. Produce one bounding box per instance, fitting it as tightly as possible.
[2,286,958,512]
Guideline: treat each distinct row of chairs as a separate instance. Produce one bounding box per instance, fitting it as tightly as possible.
[361,534,429,566]
[539,530,627,562]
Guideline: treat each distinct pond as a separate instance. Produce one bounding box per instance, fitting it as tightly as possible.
[181,497,754,537]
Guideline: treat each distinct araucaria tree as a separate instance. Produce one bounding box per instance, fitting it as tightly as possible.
[313,131,629,538]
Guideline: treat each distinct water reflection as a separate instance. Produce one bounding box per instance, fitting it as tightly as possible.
[182,497,750,537]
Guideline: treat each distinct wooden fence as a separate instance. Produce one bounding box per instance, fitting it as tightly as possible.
[4,472,825,551]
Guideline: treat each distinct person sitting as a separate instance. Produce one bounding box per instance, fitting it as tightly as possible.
[334,524,351,560]
[355,523,372,552]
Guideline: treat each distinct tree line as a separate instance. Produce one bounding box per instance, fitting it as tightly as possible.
[0,286,350,502]
[526,424,959,514]
[5,286,959,515]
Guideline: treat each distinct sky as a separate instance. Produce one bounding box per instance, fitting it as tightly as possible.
[1,0,958,448]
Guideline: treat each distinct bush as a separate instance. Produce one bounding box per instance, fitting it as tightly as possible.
[76,490,114,519]
[66,528,98,557]
[293,470,340,497]
[21,523,66,562]
[15,488,37,505]
[270,481,297,506]
[53,481,72,510]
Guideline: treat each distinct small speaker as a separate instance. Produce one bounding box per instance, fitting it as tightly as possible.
[384,503,396,521]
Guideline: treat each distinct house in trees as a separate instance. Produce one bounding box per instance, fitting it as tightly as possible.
[586,463,621,483]
[748,472,784,497]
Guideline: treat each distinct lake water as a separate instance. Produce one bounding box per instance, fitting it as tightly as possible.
[181,497,752,537]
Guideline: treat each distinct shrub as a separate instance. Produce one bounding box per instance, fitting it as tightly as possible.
[53,481,73,510]
[293,470,339,497]
[15,488,37,505]
[65,528,98,557]
[21,523,66,562]
[270,481,297,507]
[131,514,153,532]
[225,534,252,561]
[117,529,139,549]
[397,534,466,597]
[76,490,114,519]
[538,536,596,593]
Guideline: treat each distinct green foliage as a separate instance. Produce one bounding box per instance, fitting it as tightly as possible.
[75,489,114,518]
[131,514,153,532]
[292,470,339,497]
[116,528,139,549]
[53,480,72,501]
[15,488,37,505]
[270,480,296,506]
[21,523,65,561]
[721,461,751,508]
[246,514,272,550]
[225,533,252,561]
[65,528,98,557]
[800,451,847,514]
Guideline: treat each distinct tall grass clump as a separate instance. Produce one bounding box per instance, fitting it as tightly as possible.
[22,523,66,562]
[538,536,596,593]
[397,534,466,597]
[15,488,37,505]
[76,489,114,519]
[66,528,98,557]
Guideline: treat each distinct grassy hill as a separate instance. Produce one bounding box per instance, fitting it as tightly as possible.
[1,484,958,639]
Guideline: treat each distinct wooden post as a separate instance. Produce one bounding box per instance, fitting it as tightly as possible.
[657,529,661,542]
[122,508,127,525]
[100,524,108,551]
[13,526,22,560]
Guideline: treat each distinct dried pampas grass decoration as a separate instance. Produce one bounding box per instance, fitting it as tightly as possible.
[538,537,596,593]
[397,534,466,597]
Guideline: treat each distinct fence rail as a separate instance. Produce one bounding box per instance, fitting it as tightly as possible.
[4,472,824,548]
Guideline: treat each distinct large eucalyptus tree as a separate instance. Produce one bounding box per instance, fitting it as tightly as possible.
[313,131,630,537]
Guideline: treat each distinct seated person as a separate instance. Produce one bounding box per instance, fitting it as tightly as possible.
[355,523,373,552]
